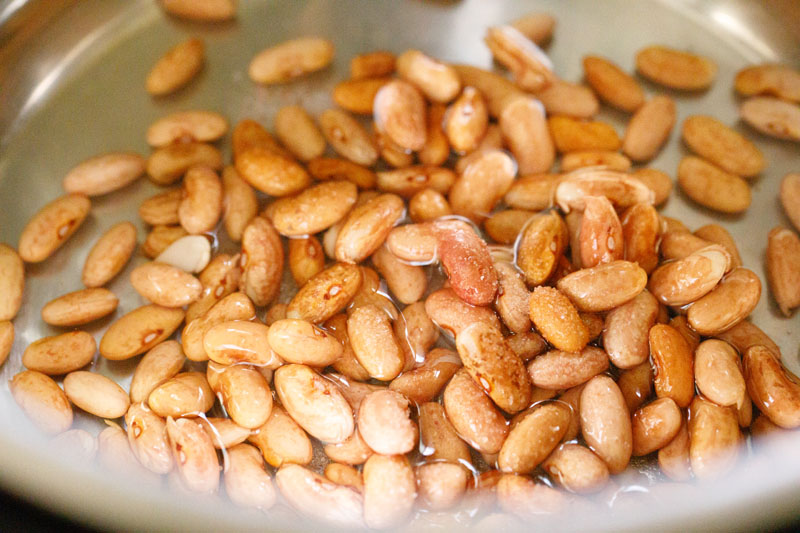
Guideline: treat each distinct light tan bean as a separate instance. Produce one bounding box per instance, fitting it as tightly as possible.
[319,109,379,167]
[146,37,204,96]
[649,324,695,408]
[449,149,516,222]
[766,226,800,317]
[534,79,599,119]
[688,396,741,480]
[218,365,273,429]
[10,370,72,434]
[146,110,227,147]
[424,288,501,337]
[358,390,418,455]
[500,95,554,174]
[740,96,800,142]
[0,244,24,321]
[183,292,255,362]
[416,462,468,510]
[694,339,746,410]
[677,156,751,214]
[682,115,765,177]
[130,262,203,308]
[499,402,570,474]
[129,341,184,403]
[249,405,312,467]
[178,166,223,234]
[274,364,354,443]
[556,260,647,312]
[497,474,568,517]
[249,37,334,85]
[235,148,310,197]
[529,286,589,353]
[443,369,509,454]
[271,180,357,237]
[63,152,145,196]
[147,142,224,187]
[348,304,404,381]
[635,45,717,90]
[603,290,659,369]
[485,25,554,92]
[688,268,761,335]
[98,424,160,483]
[240,217,283,307]
[148,372,214,418]
[373,79,427,151]
[493,261,531,334]
[648,245,730,306]
[224,443,277,510]
[583,55,644,112]
[631,397,682,456]
[203,320,280,367]
[623,96,676,162]
[744,345,800,429]
[504,174,560,211]
[99,304,184,361]
[266,318,342,367]
[408,188,451,223]
[444,86,488,153]
[161,0,235,21]
[527,346,609,390]
[397,49,461,103]
[716,320,782,361]
[580,375,632,474]
[22,331,95,376]
[139,187,181,226]
[82,221,137,288]
[276,464,364,527]
[542,443,610,494]
[125,402,173,474]
[333,77,390,115]
[286,262,362,324]
[389,348,461,404]
[166,417,220,493]
[274,105,326,162]
[18,193,90,263]
[372,244,426,305]
[41,288,118,327]
[363,454,416,529]
[658,416,691,481]
[63,371,129,419]
[335,193,405,264]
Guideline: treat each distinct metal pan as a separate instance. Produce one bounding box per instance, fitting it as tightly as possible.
[1,0,799,530]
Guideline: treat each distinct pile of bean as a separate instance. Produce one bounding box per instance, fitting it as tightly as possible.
[1,2,800,529]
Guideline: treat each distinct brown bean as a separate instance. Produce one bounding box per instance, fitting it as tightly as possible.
[498,402,570,474]
[0,244,24,321]
[240,217,284,307]
[657,416,692,481]
[267,318,343,367]
[688,268,761,336]
[649,325,695,408]
[348,304,404,381]
[22,331,96,376]
[682,115,765,177]
[603,289,659,369]
[583,55,644,112]
[743,345,800,429]
[542,443,610,494]
[100,304,185,361]
[424,288,502,338]
[648,245,730,306]
[63,371,130,419]
[249,405,312,467]
[635,45,717,90]
[444,86,488,153]
[10,370,73,434]
[248,37,334,85]
[148,372,214,418]
[357,390,418,455]
[363,454,417,529]
[18,193,91,263]
[557,260,647,312]
[623,96,676,162]
[527,346,609,390]
[631,397,682,456]
[580,375,632,474]
[218,365,273,429]
[688,396,741,480]
[443,369,509,454]
[129,341,184,403]
[274,364,354,443]
[456,322,532,414]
